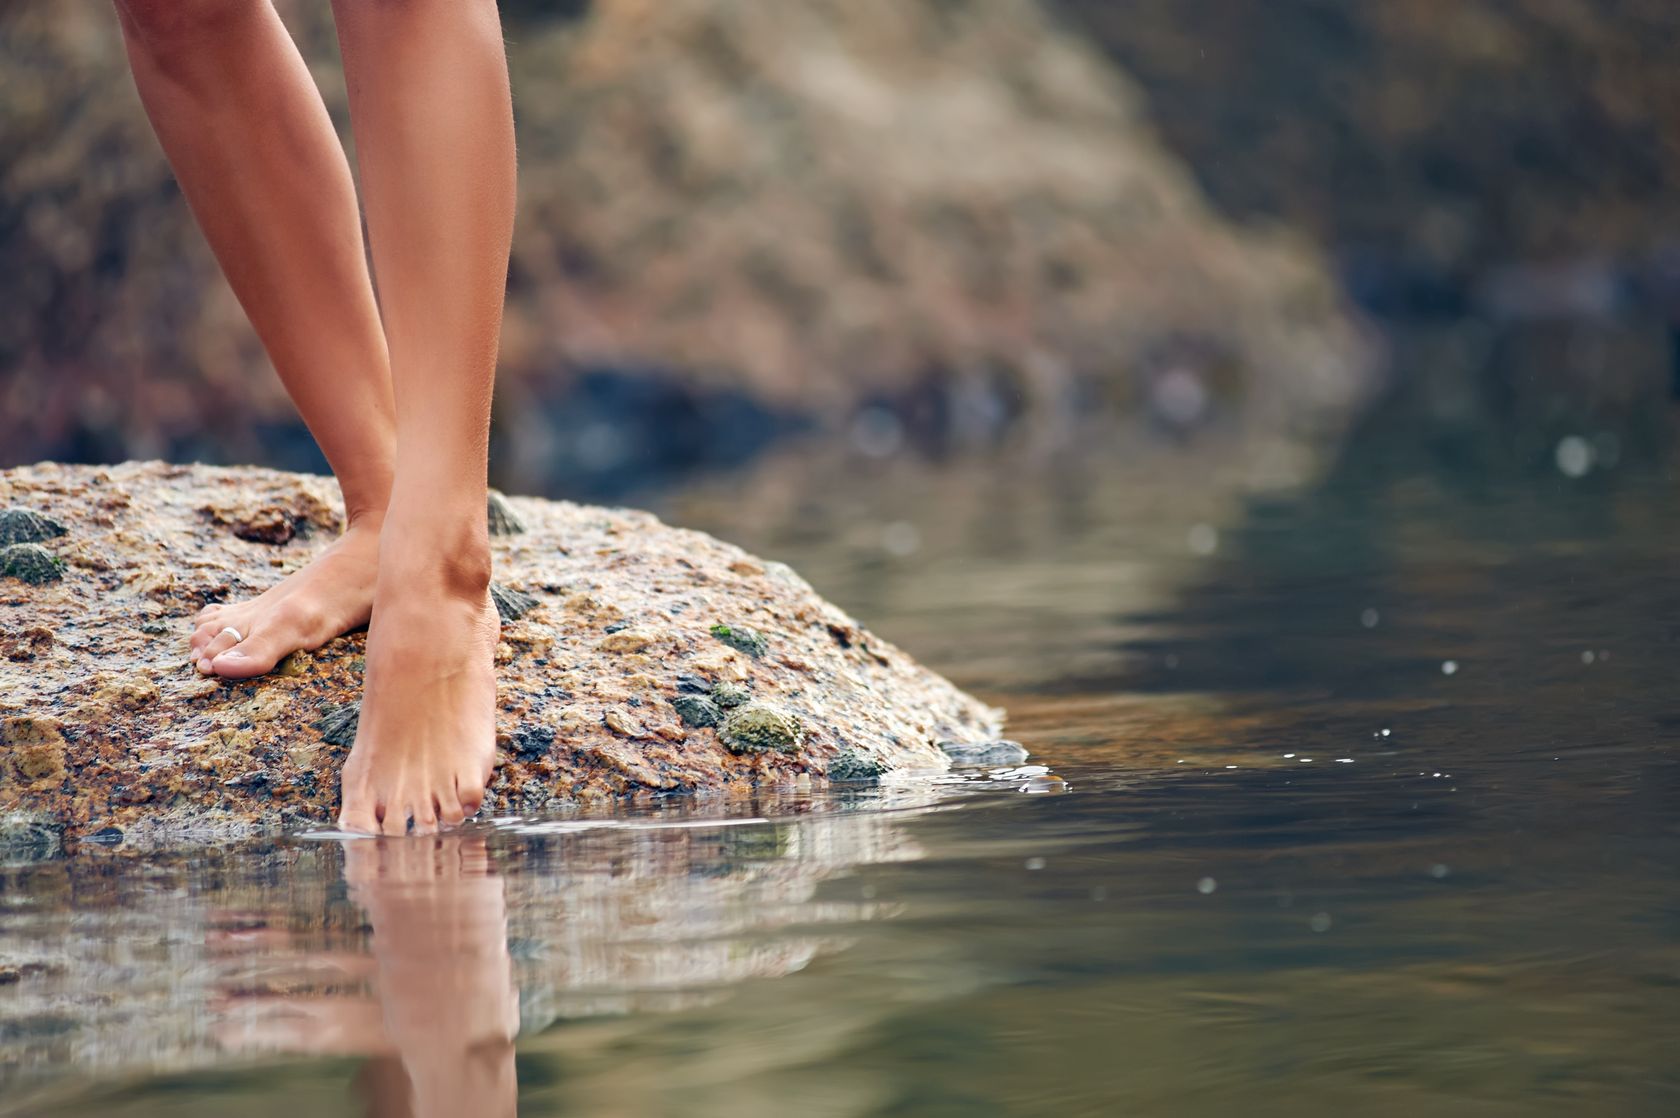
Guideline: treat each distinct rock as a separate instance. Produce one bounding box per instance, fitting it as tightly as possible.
[0,811,64,861]
[490,582,539,623]
[598,630,653,654]
[0,463,1000,839]
[0,508,66,547]
[671,695,721,729]
[711,623,769,659]
[718,703,806,755]
[508,725,555,761]
[2,626,52,662]
[487,490,526,536]
[939,739,1030,766]
[1,543,63,585]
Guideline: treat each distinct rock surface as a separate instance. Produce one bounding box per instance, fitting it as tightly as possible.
[0,462,1001,843]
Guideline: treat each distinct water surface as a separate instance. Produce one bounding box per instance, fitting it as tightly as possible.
[3,391,1678,1116]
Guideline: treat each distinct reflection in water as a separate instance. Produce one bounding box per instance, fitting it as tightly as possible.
[0,778,1052,1115]
[216,836,520,1118]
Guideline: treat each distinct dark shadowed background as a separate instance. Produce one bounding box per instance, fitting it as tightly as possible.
[4,0,1673,503]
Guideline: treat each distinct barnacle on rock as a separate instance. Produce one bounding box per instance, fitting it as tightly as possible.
[491,582,539,622]
[827,750,887,781]
[672,694,721,728]
[487,490,526,536]
[0,543,64,585]
[710,622,768,658]
[719,702,805,754]
[710,680,751,709]
[314,702,360,747]
[0,508,67,547]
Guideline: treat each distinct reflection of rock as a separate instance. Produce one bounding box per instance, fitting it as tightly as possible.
[0,0,1368,477]
[0,797,929,1088]
[0,462,1000,841]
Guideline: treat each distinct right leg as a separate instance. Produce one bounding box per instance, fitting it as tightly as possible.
[114,0,396,677]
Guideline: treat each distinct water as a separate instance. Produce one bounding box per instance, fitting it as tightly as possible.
[4,384,1679,1115]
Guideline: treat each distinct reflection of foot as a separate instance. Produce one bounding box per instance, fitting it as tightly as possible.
[347,835,520,1118]
[190,519,381,678]
[337,526,499,836]
[211,834,519,1118]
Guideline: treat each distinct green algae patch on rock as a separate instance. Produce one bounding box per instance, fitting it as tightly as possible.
[0,509,67,547]
[711,623,769,659]
[0,461,1003,842]
[1,543,64,585]
[719,703,805,755]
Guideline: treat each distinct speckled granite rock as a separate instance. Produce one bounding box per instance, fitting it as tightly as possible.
[0,461,1001,843]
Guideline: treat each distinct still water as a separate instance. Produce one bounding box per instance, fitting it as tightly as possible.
[3,392,1678,1115]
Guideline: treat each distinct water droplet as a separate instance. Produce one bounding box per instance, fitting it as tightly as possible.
[1581,649,1595,664]
[1025,856,1046,871]
[1309,912,1333,933]
[1197,877,1217,894]
[1381,728,1392,737]
[1164,653,1180,669]
[1091,886,1108,902]
[1187,523,1219,556]
[1360,607,1380,629]
[1441,660,1459,676]
[1283,753,1296,758]
[1335,758,1354,763]
[1430,864,1450,879]
[1555,434,1593,478]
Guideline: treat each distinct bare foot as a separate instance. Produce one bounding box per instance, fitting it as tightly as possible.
[190,519,382,679]
[337,532,500,836]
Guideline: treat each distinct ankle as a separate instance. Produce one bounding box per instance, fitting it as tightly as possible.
[377,512,492,600]
[342,506,387,535]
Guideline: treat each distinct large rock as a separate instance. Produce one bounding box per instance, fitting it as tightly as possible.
[0,462,1001,843]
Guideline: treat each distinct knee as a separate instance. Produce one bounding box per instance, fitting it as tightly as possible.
[114,0,269,57]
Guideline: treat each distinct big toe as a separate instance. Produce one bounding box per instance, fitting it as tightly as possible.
[211,630,288,679]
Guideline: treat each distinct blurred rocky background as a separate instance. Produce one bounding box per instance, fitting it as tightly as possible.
[1,0,1676,499]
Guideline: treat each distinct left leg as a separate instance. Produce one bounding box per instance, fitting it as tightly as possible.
[329,0,517,835]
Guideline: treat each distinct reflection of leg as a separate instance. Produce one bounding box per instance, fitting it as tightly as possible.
[345,836,520,1118]
[113,0,395,678]
[328,0,515,837]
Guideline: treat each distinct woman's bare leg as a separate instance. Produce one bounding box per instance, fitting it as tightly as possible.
[329,0,515,835]
[114,0,395,679]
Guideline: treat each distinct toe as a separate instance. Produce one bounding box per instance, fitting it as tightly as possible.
[337,806,381,835]
[212,629,288,679]
[195,603,224,628]
[377,800,410,837]
[456,774,486,819]
[410,802,439,836]
[199,626,244,668]
[436,790,467,829]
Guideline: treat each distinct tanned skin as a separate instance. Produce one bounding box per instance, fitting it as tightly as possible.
[114,0,516,835]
